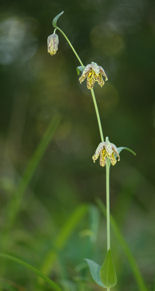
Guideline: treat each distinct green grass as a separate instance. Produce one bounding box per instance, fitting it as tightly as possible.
[0,253,62,291]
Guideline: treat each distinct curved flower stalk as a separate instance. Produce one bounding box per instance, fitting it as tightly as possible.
[47,11,136,290]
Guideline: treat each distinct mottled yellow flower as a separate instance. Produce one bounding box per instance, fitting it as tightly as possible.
[79,62,108,89]
[47,33,59,56]
[92,138,120,167]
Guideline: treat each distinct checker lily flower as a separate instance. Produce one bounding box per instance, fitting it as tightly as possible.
[79,62,108,89]
[47,32,59,56]
[92,137,120,167]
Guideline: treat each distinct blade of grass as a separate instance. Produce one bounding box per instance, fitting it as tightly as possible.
[96,199,149,291]
[3,114,61,234]
[40,204,88,276]
[0,253,62,291]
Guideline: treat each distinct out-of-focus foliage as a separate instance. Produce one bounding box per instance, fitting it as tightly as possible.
[0,0,154,290]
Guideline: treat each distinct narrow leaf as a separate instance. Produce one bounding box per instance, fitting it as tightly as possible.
[100,249,117,288]
[0,253,62,291]
[52,11,64,28]
[85,259,105,288]
[41,205,88,276]
[3,114,61,232]
[117,146,136,156]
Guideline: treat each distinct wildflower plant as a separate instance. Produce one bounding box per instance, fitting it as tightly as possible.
[47,11,136,290]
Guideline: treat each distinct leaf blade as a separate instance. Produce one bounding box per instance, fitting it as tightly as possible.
[85,259,105,288]
[0,253,62,291]
[117,146,136,156]
[100,249,117,288]
[52,11,64,28]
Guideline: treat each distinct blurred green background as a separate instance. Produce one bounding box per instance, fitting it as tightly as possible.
[0,0,155,290]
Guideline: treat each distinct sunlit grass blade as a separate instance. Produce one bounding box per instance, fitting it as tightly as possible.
[40,204,88,276]
[0,253,62,291]
[89,205,100,243]
[3,114,61,233]
[96,199,148,291]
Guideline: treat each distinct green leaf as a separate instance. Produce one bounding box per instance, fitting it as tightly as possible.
[40,205,88,276]
[0,253,62,291]
[3,114,61,232]
[117,146,136,156]
[85,259,105,288]
[52,11,64,28]
[76,66,85,76]
[89,205,100,243]
[100,250,117,288]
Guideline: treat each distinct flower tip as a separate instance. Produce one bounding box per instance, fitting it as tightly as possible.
[92,155,97,163]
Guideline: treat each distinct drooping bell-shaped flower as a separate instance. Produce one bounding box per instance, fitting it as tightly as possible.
[79,62,108,89]
[92,137,120,167]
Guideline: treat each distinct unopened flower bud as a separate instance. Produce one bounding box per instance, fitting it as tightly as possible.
[47,33,59,56]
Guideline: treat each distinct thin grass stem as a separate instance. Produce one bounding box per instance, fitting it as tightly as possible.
[0,253,62,291]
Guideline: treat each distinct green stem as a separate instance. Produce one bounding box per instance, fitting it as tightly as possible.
[90,89,104,142]
[106,161,110,251]
[55,26,84,67]
[106,161,111,291]
[54,24,110,289]
[55,26,104,143]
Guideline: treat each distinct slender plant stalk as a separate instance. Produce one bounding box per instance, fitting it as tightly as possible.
[106,161,110,251]
[106,161,111,291]
[55,26,105,144]
[55,25,110,291]
[55,25,104,144]
[90,88,104,142]
[55,26,84,67]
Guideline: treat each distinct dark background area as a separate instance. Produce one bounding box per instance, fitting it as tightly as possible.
[0,0,155,290]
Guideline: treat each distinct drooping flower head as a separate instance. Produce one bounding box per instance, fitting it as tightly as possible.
[47,33,59,56]
[92,137,120,167]
[79,62,108,90]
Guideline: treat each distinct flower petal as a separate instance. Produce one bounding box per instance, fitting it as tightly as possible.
[96,73,105,87]
[91,62,100,75]
[100,149,106,167]
[79,64,92,84]
[99,66,108,81]
[109,152,117,166]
